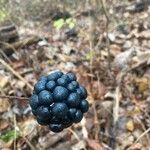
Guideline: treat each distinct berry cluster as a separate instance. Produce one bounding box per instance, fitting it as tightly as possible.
[29,71,89,132]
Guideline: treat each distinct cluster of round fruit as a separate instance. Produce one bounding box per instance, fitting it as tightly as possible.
[29,71,89,132]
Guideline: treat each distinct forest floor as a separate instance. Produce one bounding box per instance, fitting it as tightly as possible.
[0,0,150,150]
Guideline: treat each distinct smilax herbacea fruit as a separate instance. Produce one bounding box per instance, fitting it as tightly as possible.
[30,71,89,133]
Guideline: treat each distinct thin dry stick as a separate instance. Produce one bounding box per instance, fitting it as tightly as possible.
[99,0,111,72]
[68,128,80,142]
[0,49,13,64]
[113,86,120,124]
[126,128,150,150]
[0,58,33,90]
[110,72,123,149]
[13,114,17,150]
[0,95,29,100]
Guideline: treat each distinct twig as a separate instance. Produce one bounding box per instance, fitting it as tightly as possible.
[0,95,29,100]
[99,0,111,72]
[68,128,80,142]
[1,36,40,56]
[109,72,123,150]
[0,49,13,64]
[126,128,150,150]
[13,114,17,150]
[113,86,120,124]
[0,58,33,90]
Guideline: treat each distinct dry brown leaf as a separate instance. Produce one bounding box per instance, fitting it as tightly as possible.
[110,44,122,56]
[0,120,9,131]
[91,81,106,100]
[0,75,9,89]
[134,77,150,92]
[86,139,106,150]
[137,30,150,39]
[19,117,37,137]
[0,99,11,113]
[130,143,143,150]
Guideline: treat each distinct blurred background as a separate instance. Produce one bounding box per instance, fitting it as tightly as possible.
[0,0,150,150]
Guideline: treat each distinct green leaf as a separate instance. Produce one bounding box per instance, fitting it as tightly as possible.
[66,18,76,29]
[0,129,20,142]
[68,22,75,29]
[66,18,72,24]
[53,19,65,30]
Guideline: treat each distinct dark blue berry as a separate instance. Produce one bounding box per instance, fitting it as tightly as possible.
[38,90,53,105]
[30,94,39,110]
[53,86,69,102]
[67,81,78,91]
[68,108,77,120]
[39,76,47,82]
[37,116,51,126]
[46,81,56,91]
[52,103,68,118]
[34,80,46,94]
[57,78,68,87]
[74,110,83,123]
[76,86,87,99]
[79,100,89,113]
[32,109,37,116]
[56,71,64,77]
[37,106,52,119]
[61,74,70,82]
[62,115,73,128]
[47,71,62,81]
[71,81,79,87]
[66,72,76,81]
[67,92,80,107]
[49,123,63,132]
[50,116,61,124]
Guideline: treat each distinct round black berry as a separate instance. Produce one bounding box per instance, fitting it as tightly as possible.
[67,92,80,107]
[61,74,70,82]
[76,86,87,99]
[79,100,89,113]
[53,86,69,102]
[38,90,53,105]
[47,71,62,81]
[49,123,64,132]
[32,109,37,116]
[52,103,68,118]
[37,116,51,126]
[68,108,77,120]
[34,81,46,94]
[66,72,76,81]
[50,116,61,124]
[57,77,68,87]
[46,81,56,91]
[67,81,78,91]
[37,106,52,119]
[74,110,83,123]
[56,71,64,77]
[30,94,39,110]
[39,76,47,82]
[62,115,73,128]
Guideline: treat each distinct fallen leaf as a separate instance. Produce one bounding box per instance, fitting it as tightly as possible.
[86,139,105,150]
[0,99,11,113]
[126,120,134,132]
[19,118,37,137]
[130,143,143,150]
[0,120,9,131]
[135,77,150,92]
[72,140,86,150]
[0,75,9,89]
